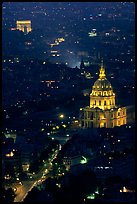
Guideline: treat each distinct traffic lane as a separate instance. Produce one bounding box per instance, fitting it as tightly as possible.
[14,181,35,202]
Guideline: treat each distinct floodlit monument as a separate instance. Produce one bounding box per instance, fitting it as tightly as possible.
[16,20,32,34]
[80,60,127,128]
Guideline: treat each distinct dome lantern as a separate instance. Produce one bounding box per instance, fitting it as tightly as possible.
[99,59,106,79]
[90,60,116,110]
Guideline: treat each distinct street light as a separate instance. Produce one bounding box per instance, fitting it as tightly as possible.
[59,114,64,118]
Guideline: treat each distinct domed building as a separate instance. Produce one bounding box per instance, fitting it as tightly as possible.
[80,61,127,128]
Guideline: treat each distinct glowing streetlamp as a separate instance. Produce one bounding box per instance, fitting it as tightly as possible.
[59,114,64,118]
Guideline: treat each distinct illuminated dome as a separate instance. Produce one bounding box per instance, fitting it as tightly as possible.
[90,60,116,110]
[91,60,114,96]
[93,79,112,91]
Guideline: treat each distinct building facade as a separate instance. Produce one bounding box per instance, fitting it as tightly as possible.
[80,61,127,128]
[16,20,32,34]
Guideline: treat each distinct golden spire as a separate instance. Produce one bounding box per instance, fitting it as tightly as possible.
[99,58,106,79]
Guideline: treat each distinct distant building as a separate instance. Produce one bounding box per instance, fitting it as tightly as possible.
[80,59,85,72]
[4,133,17,143]
[80,60,127,128]
[63,155,82,169]
[16,20,32,34]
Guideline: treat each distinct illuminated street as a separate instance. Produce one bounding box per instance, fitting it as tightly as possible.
[14,153,56,202]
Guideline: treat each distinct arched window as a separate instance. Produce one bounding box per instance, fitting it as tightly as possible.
[95,100,96,105]
[99,101,101,106]
[110,100,111,105]
[104,101,106,105]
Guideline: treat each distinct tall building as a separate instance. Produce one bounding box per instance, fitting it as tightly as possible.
[16,20,32,34]
[80,59,85,74]
[80,60,127,128]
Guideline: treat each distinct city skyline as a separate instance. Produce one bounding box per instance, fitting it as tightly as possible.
[2,2,135,203]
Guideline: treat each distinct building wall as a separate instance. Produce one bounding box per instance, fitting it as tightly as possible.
[90,94,115,110]
[126,105,135,124]
[81,106,126,128]
[63,155,82,167]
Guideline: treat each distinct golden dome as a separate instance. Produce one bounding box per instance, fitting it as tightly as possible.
[93,79,112,91]
[92,60,113,92]
[90,60,116,110]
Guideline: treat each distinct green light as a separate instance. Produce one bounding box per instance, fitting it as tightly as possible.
[80,156,87,164]
[95,187,99,194]
[87,193,95,199]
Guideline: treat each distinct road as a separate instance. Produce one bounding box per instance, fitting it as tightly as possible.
[14,151,57,202]
[14,181,37,202]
